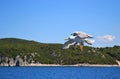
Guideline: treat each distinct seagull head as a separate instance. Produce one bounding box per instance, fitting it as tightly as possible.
[71,32,78,36]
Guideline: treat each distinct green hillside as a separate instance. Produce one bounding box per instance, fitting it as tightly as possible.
[0,38,120,65]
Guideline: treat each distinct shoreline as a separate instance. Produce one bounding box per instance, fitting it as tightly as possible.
[26,63,120,67]
[1,60,120,67]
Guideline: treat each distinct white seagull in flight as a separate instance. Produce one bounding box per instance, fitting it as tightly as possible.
[62,32,95,51]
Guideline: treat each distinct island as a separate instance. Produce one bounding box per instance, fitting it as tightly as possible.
[0,38,120,66]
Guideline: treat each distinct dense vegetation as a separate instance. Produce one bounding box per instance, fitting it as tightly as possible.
[0,38,120,65]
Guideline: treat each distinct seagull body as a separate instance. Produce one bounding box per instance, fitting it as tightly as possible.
[63,32,94,51]
[71,32,93,39]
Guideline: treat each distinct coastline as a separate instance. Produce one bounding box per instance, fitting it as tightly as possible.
[0,63,120,67]
[26,63,120,67]
[1,60,120,67]
[24,60,120,67]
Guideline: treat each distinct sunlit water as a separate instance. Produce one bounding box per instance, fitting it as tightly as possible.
[0,66,120,79]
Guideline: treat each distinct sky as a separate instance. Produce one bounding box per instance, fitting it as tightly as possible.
[0,0,120,47]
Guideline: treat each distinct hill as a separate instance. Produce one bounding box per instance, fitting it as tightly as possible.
[0,38,120,66]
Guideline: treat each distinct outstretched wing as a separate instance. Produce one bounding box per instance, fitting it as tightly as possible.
[62,40,76,49]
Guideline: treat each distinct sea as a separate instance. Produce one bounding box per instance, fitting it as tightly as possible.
[0,66,120,79]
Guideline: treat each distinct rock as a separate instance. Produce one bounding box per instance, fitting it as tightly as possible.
[8,58,15,66]
[0,55,28,66]
[15,55,24,66]
[101,55,105,58]
[116,60,120,66]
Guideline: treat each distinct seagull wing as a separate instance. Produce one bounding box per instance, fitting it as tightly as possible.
[62,39,76,49]
[77,32,93,39]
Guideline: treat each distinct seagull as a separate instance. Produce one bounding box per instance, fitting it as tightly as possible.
[62,32,94,51]
[71,31,93,39]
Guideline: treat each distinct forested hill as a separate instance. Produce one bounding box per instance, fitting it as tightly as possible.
[0,38,120,66]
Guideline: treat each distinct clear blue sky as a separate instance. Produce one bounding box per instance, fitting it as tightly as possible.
[0,0,120,47]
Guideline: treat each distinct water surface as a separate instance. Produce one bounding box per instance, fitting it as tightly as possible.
[0,66,120,79]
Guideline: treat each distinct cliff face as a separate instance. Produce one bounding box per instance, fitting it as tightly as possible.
[0,38,120,66]
[0,52,40,66]
[0,55,25,66]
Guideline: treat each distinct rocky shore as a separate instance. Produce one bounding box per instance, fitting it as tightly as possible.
[1,54,120,67]
[1,55,120,67]
[0,55,27,66]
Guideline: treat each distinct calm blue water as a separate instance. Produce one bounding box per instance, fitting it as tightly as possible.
[0,66,120,79]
